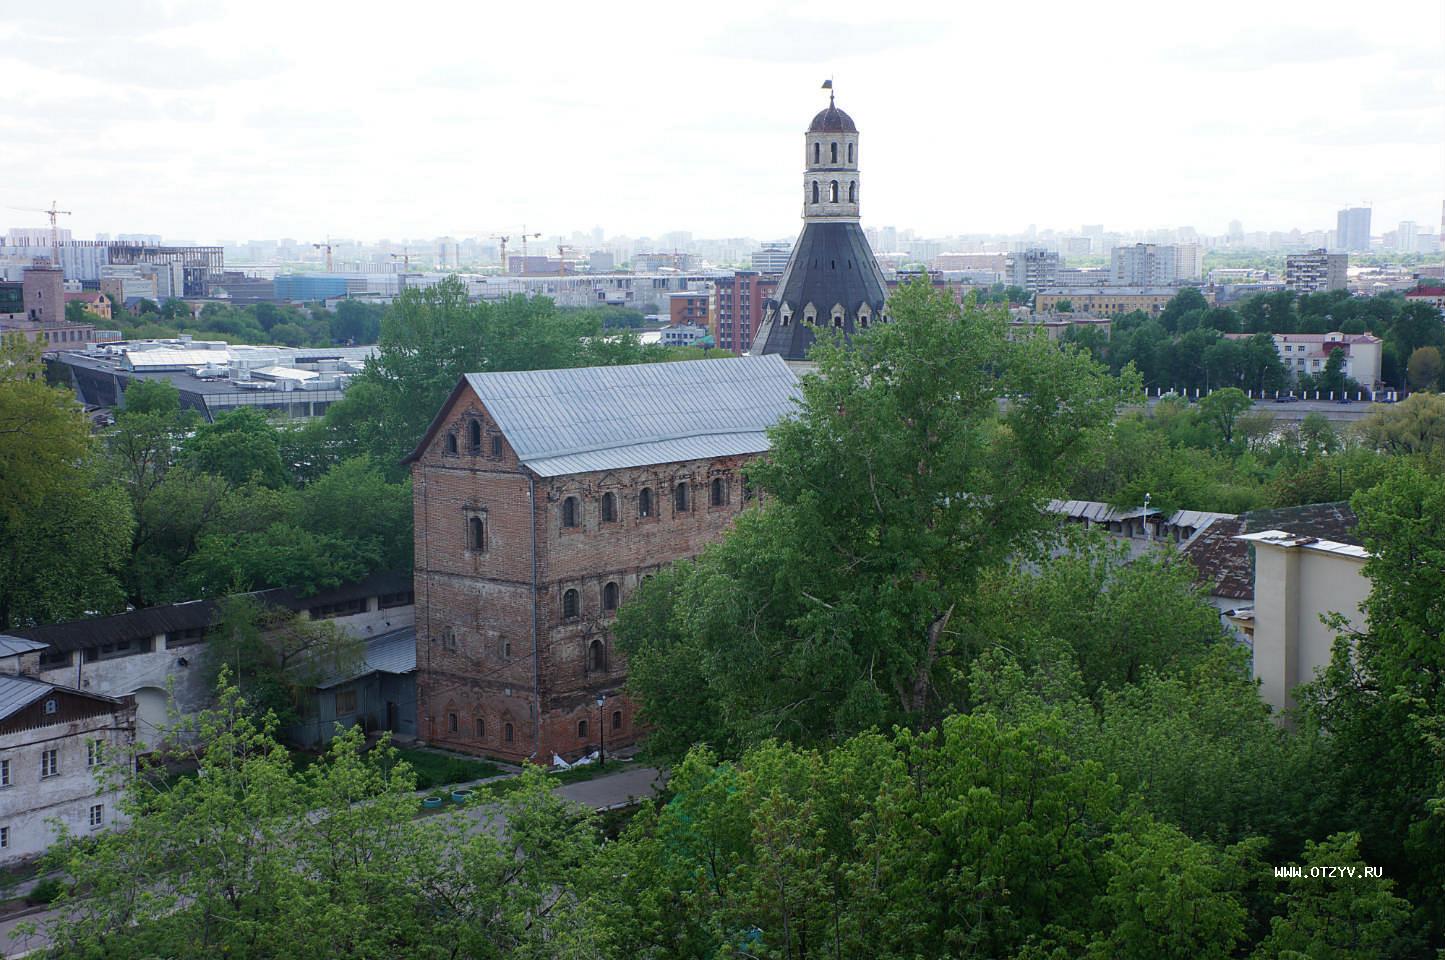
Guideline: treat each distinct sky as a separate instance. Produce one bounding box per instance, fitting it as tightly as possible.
[1,0,1442,245]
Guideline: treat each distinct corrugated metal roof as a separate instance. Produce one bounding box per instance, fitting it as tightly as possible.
[1047,499,1156,524]
[1167,510,1237,530]
[0,675,55,721]
[0,636,49,657]
[463,355,801,477]
[317,627,416,689]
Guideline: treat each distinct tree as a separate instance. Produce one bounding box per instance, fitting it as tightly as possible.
[0,335,92,525]
[1161,288,1210,333]
[618,281,1131,755]
[1054,298,1074,312]
[297,456,412,572]
[1196,387,1253,448]
[1406,346,1442,392]
[1356,391,1445,462]
[180,407,288,487]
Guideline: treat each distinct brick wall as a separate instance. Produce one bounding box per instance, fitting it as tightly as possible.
[413,384,755,762]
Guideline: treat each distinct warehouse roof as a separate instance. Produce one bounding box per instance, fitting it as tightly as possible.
[316,627,417,689]
[405,356,802,476]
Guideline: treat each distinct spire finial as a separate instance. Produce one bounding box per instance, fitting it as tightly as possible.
[822,77,833,107]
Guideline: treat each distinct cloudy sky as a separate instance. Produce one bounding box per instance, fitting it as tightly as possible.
[1,0,1441,244]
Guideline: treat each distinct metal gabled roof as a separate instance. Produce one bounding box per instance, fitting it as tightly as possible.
[0,675,55,721]
[460,355,801,477]
[317,627,417,689]
[0,636,49,658]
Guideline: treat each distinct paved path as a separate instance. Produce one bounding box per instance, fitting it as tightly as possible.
[0,764,666,958]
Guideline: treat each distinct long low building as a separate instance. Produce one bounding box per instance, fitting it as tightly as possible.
[1034,286,1212,317]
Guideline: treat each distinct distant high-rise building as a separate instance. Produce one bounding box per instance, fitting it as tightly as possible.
[1109,243,1201,285]
[1228,220,1244,243]
[1285,249,1348,293]
[1336,206,1372,252]
[1395,221,1418,253]
[1007,248,1060,291]
[749,242,792,275]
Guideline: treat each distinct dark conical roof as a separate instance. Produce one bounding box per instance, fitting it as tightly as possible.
[808,104,856,133]
[752,221,888,361]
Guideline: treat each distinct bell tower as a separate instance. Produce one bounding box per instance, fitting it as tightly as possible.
[751,84,888,364]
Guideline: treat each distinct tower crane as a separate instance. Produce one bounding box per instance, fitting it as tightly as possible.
[5,201,72,266]
[312,240,334,271]
[490,228,541,275]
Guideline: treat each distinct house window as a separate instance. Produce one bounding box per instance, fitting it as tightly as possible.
[490,434,502,458]
[41,749,58,779]
[336,690,358,715]
[0,827,8,849]
[829,180,839,203]
[563,589,580,619]
[813,142,820,164]
[849,181,857,203]
[89,804,103,829]
[603,581,619,612]
[39,648,72,668]
[601,492,617,522]
[468,515,486,552]
[44,699,57,715]
[588,638,605,672]
[811,181,819,204]
[468,420,482,450]
[638,487,653,518]
[445,433,458,455]
[166,626,208,649]
[378,590,414,610]
[830,141,837,163]
[674,481,689,513]
[87,740,103,767]
[711,477,727,507]
[577,719,588,739]
[309,598,368,620]
[475,717,485,738]
[561,496,580,529]
[504,723,514,743]
[612,710,622,731]
[848,142,854,163]
[0,759,9,786]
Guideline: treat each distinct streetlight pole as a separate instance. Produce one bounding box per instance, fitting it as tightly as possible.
[596,694,606,768]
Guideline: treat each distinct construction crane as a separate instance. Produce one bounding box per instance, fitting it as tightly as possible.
[312,240,334,272]
[490,228,541,275]
[557,244,567,277]
[5,201,72,266]
[389,247,413,270]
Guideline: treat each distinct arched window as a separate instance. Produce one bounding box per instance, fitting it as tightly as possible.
[588,638,605,672]
[833,311,844,328]
[504,722,514,743]
[848,142,854,163]
[674,481,689,512]
[611,710,622,730]
[562,496,579,528]
[601,492,617,522]
[563,588,579,619]
[603,581,619,611]
[813,142,820,164]
[475,717,485,738]
[830,141,837,163]
[711,477,726,507]
[639,487,653,518]
[829,180,839,203]
[578,719,588,738]
[490,435,502,458]
[468,516,485,551]
[468,420,481,450]
[849,181,856,203]
[811,181,819,203]
[445,433,458,455]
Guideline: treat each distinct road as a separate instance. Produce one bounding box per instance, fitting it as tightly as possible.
[0,764,666,958]
[1140,394,1388,423]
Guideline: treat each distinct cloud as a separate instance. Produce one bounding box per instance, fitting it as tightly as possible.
[710,16,939,62]
[1161,27,1374,71]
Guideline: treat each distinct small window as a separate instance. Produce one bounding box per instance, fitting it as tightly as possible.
[674,481,689,513]
[848,142,854,163]
[0,759,10,786]
[638,487,653,518]
[563,589,580,619]
[811,181,819,204]
[849,181,856,203]
[612,710,622,731]
[577,719,588,739]
[87,740,103,767]
[468,515,486,552]
[601,492,617,523]
[336,690,358,715]
[588,638,605,672]
[41,749,58,778]
[830,141,838,163]
[89,804,103,829]
[468,420,482,450]
[448,712,459,733]
[711,477,726,507]
[603,581,619,612]
[813,142,820,164]
[562,496,580,529]
[445,433,458,455]
[475,717,485,738]
[490,434,502,458]
[38,648,71,669]
[504,722,514,743]
[44,699,57,715]
[0,827,8,849]
[829,180,839,203]
[503,639,512,658]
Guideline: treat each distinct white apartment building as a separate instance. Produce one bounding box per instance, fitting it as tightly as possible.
[1226,331,1382,388]
[1109,243,1203,285]
[1007,248,1061,291]
[1284,249,1348,293]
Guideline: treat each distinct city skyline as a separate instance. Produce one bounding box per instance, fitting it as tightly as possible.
[2,0,1442,243]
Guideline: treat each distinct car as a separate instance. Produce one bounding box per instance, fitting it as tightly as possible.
[1375,395,1398,404]
[1337,396,1353,404]
[1274,394,1300,403]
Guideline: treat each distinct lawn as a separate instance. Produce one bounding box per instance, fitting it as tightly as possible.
[391,748,501,791]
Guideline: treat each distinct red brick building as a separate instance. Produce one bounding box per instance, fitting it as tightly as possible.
[404,355,801,763]
[715,271,777,355]
[667,290,712,329]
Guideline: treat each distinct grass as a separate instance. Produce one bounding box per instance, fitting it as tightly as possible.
[392,748,501,792]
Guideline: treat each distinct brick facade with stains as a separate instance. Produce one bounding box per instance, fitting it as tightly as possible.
[411,386,756,763]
